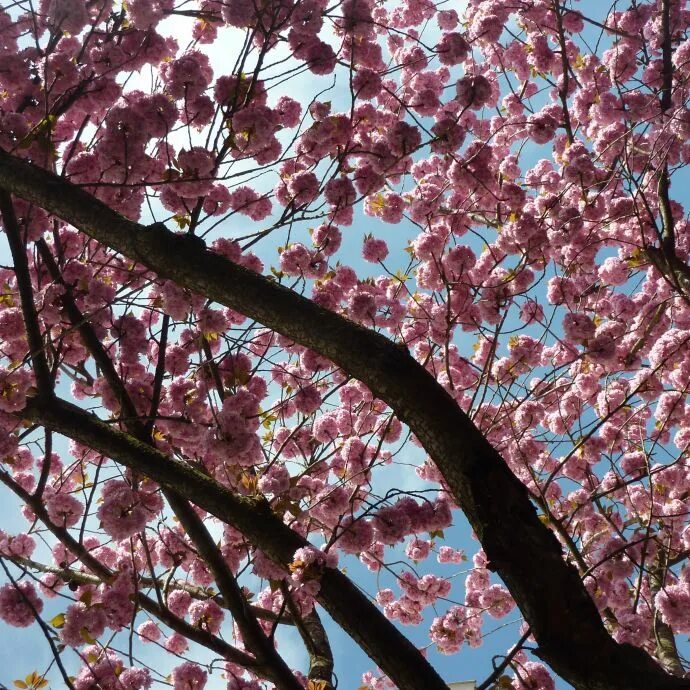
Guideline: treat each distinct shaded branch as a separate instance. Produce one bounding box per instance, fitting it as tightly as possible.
[2,150,690,689]
[650,553,685,677]
[147,312,170,434]
[280,581,334,686]
[21,394,450,690]
[0,190,52,392]
[0,470,261,672]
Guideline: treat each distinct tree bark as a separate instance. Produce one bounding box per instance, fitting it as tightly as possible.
[22,394,450,690]
[2,149,690,689]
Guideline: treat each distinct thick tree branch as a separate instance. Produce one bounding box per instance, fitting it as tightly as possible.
[33,238,304,690]
[2,150,689,688]
[0,470,262,673]
[21,394,450,690]
[0,191,52,392]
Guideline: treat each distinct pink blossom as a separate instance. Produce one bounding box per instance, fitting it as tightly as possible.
[598,257,629,285]
[72,647,125,690]
[304,41,337,75]
[437,33,470,65]
[61,602,107,646]
[42,0,89,34]
[290,546,338,584]
[562,313,596,343]
[161,51,213,100]
[188,599,224,634]
[258,464,291,496]
[437,10,459,30]
[437,546,465,564]
[353,69,383,99]
[222,0,254,27]
[167,590,193,618]
[0,532,35,559]
[275,96,302,127]
[294,384,322,414]
[119,668,152,690]
[406,537,431,561]
[165,632,189,654]
[337,516,374,553]
[362,237,389,262]
[480,584,515,618]
[45,492,84,528]
[137,620,161,642]
[0,581,42,627]
[455,75,492,110]
[96,480,153,541]
[171,662,207,690]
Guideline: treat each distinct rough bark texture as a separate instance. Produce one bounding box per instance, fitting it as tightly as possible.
[2,150,690,689]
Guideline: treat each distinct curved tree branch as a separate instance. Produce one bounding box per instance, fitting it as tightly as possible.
[0,470,262,673]
[0,190,52,392]
[2,150,690,689]
[33,236,304,690]
[21,394,450,690]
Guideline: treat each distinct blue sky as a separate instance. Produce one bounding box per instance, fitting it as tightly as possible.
[4,0,688,688]
[0,1,558,686]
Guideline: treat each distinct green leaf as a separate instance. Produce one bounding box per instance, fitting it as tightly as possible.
[50,612,66,629]
[80,627,97,644]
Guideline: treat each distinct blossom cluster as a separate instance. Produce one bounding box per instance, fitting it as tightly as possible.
[2,0,690,688]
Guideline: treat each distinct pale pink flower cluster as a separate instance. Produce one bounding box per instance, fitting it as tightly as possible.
[171,662,207,690]
[73,647,151,690]
[0,581,42,627]
[96,479,163,541]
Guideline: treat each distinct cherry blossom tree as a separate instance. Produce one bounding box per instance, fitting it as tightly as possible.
[1,0,690,689]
